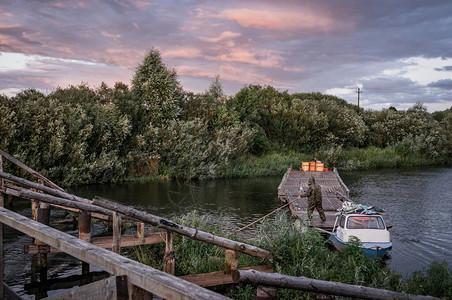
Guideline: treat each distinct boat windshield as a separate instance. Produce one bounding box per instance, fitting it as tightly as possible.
[346,216,385,229]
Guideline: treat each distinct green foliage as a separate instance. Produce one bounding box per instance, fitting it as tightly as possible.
[131,48,182,125]
[1,48,450,185]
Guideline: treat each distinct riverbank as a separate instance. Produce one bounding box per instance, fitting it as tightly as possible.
[130,211,452,299]
[185,146,449,181]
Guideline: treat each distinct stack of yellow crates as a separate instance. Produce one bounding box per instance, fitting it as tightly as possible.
[301,161,324,172]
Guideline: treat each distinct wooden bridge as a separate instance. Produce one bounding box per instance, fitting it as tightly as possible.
[0,150,431,299]
[0,149,272,299]
[278,167,350,231]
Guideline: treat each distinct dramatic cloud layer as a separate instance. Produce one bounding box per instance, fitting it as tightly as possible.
[0,0,451,111]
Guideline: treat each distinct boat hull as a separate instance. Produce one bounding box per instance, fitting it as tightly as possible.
[330,234,391,258]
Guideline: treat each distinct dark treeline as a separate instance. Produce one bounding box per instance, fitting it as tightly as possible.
[1,49,451,186]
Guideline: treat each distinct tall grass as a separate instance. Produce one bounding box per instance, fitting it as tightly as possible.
[221,147,442,180]
[337,146,437,170]
[222,152,312,178]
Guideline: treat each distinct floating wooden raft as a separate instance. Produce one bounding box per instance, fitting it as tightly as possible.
[278,167,350,231]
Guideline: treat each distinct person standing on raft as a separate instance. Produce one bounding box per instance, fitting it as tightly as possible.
[298,176,326,222]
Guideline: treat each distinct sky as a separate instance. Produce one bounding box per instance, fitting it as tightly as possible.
[1,0,451,112]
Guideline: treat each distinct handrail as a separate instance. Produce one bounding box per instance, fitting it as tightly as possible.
[0,207,229,300]
[333,168,350,197]
[0,149,64,192]
[93,196,273,259]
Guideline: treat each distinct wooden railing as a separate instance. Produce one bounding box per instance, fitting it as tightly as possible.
[2,149,434,299]
[0,150,272,299]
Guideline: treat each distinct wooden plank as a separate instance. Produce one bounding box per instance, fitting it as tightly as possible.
[180,265,273,288]
[233,269,439,300]
[24,233,167,254]
[43,275,129,300]
[0,207,228,300]
[0,149,64,191]
[93,197,272,259]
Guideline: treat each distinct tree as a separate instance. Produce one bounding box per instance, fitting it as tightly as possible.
[131,48,182,125]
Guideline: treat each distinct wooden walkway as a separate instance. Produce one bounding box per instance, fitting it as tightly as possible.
[0,149,273,299]
[278,167,350,231]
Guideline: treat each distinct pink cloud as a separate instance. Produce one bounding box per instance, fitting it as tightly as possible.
[215,8,334,32]
[198,31,241,43]
[206,48,285,69]
[176,64,287,88]
[163,48,202,59]
[129,0,154,10]
[100,31,121,42]
[104,48,144,67]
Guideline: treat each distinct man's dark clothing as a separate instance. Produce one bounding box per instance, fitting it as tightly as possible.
[306,181,326,222]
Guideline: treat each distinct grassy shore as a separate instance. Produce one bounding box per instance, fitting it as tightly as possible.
[219,146,447,180]
[129,211,451,299]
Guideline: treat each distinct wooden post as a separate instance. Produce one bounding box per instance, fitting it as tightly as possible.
[79,211,91,274]
[128,284,153,300]
[93,197,272,259]
[37,179,50,282]
[112,211,122,254]
[163,231,174,275]
[225,250,238,274]
[137,222,145,242]
[0,154,3,299]
[31,200,39,221]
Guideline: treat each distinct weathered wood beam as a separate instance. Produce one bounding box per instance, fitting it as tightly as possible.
[10,188,113,217]
[43,275,129,300]
[79,211,91,274]
[0,207,228,300]
[3,183,113,221]
[24,232,166,254]
[112,212,122,254]
[233,269,440,300]
[163,231,174,275]
[0,171,90,204]
[225,250,238,274]
[0,155,3,300]
[93,197,272,259]
[180,265,273,288]
[0,149,64,192]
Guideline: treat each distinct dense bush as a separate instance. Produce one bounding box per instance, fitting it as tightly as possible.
[0,49,450,185]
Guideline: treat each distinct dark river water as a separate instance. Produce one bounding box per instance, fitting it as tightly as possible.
[4,167,452,298]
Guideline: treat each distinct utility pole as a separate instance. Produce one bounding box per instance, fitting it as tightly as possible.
[356,87,362,108]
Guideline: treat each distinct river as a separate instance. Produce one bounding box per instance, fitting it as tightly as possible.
[4,167,452,298]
